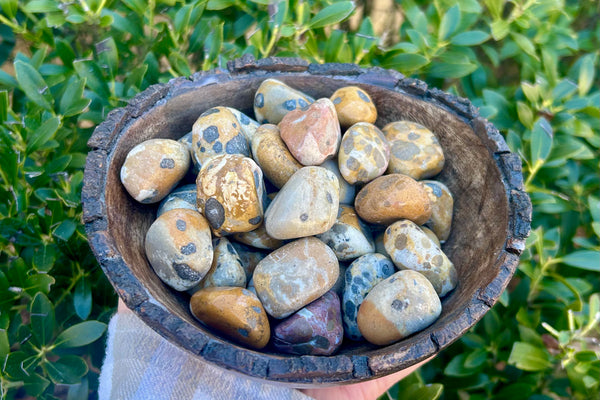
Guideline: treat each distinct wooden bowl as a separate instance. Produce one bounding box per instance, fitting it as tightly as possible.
[82,56,531,386]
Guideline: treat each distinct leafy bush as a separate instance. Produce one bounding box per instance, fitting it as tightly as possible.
[0,0,598,398]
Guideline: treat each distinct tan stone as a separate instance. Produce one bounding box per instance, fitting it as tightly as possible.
[421,180,454,242]
[251,124,301,188]
[338,122,390,184]
[330,86,377,128]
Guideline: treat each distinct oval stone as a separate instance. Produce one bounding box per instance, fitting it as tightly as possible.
[319,159,355,205]
[338,122,390,185]
[196,154,265,236]
[190,287,270,349]
[317,205,375,261]
[342,253,396,340]
[279,98,341,166]
[120,139,190,204]
[383,120,445,180]
[330,86,377,128]
[254,78,315,124]
[272,291,343,355]
[264,166,339,240]
[253,237,339,319]
[157,184,197,217]
[196,237,246,290]
[354,174,432,225]
[357,270,441,345]
[144,209,213,291]
[226,107,260,143]
[421,180,454,242]
[251,124,301,189]
[383,219,457,297]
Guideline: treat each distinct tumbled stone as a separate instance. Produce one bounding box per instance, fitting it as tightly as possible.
[357,270,441,345]
[254,78,314,124]
[190,287,270,349]
[383,121,445,180]
[157,184,197,217]
[279,98,341,166]
[196,154,265,236]
[317,205,375,261]
[319,159,355,205]
[342,253,396,341]
[230,241,267,283]
[120,139,190,204]
[421,180,454,242]
[338,122,390,185]
[233,223,283,250]
[145,209,213,291]
[384,219,457,296]
[191,107,250,170]
[226,107,260,143]
[251,124,301,189]
[354,174,432,225]
[264,167,339,240]
[196,237,246,290]
[272,291,343,355]
[330,86,377,128]
[253,237,339,319]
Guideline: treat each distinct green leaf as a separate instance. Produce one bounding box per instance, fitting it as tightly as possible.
[22,0,59,13]
[55,321,107,348]
[517,101,534,129]
[204,20,224,66]
[464,349,488,368]
[511,32,538,59]
[74,277,92,320]
[428,61,477,79]
[30,292,55,345]
[14,60,54,111]
[96,37,119,77]
[521,82,540,103]
[450,30,490,46]
[0,328,8,360]
[59,77,90,117]
[73,59,111,100]
[67,378,89,400]
[404,383,444,400]
[444,354,481,377]
[484,0,504,19]
[578,54,595,96]
[0,90,8,123]
[308,1,355,29]
[1,0,18,19]
[384,53,429,72]
[44,355,88,384]
[438,5,461,41]
[508,342,552,371]
[25,273,55,295]
[27,116,61,154]
[530,118,553,164]
[552,79,577,102]
[491,19,509,40]
[24,373,51,397]
[53,218,76,241]
[206,0,235,10]
[560,251,600,271]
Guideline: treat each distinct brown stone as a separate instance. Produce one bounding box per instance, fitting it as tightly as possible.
[330,86,377,128]
[251,124,301,188]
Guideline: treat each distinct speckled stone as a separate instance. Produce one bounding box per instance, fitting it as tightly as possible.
[330,86,377,128]
[272,291,343,355]
[383,121,445,180]
[196,237,246,290]
[253,78,315,124]
[230,241,267,284]
[354,174,432,225]
[421,180,454,242]
[232,223,284,250]
[120,139,190,204]
[226,107,260,143]
[253,237,339,319]
[357,270,441,346]
[144,209,213,291]
[191,107,250,170]
[264,167,339,240]
[157,184,197,217]
[319,159,355,205]
[190,287,270,349]
[342,253,395,341]
[279,98,341,166]
[317,205,375,261]
[251,124,301,189]
[196,154,265,236]
[383,219,457,297]
[338,122,390,185]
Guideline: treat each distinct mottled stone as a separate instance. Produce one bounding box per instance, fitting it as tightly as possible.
[384,219,457,296]
[196,237,246,290]
[342,253,396,341]
[251,124,301,189]
[279,98,341,166]
[144,209,213,291]
[357,270,442,346]
[120,139,190,204]
[196,154,265,236]
[253,78,315,124]
[383,121,445,180]
[230,241,267,283]
[319,159,355,205]
[253,237,339,319]
[330,86,377,128]
[354,174,432,225]
[157,184,197,217]
[264,167,339,240]
[272,291,343,355]
[226,107,260,143]
[191,107,250,170]
[338,122,390,185]
[190,287,270,349]
[233,223,284,250]
[421,180,454,242]
[317,205,375,261]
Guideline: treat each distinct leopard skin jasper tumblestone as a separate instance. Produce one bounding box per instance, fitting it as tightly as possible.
[383,219,457,297]
[383,120,445,180]
[253,237,339,319]
[253,78,315,124]
[156,184,197,217]
[144,209,213,291]
[190,286,270,350]
[421,180,454,242]
[317,205,375,262]
[375,227,440,255]
[196,154,265,236]
[250,124,301,189]
[357,270,441,346]
[195,237,246,290]
[120,139,190,204]
[338,122,390,185]
[330,86,377,128]
[191,106,250,170]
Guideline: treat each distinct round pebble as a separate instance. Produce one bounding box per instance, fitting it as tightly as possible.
[251,124,301,188]
[317,205,375,261]
[338,122,390,184]
[421,180,454,242]
[330,86,377,128]
[254,78,315,124]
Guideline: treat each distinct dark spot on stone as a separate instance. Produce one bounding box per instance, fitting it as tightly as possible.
[252,306,262,313]
[284,99,296,110]
[326,192,333,204]
[337,207,343,218]
[425,182,443,198]
[160,158,175,169]
[332,97,342,105]
[205,198,225,229]
[239,113,250,125]
[227,243,235,254]
[300,213,309,222]
[232,122,237,128]
[353,276,364,286]
[432,254,443,267]
[379,260,394,275]
[176,219,186,231]
[298,98,309,108]
[180,242,197,255]
[373,151,386,168]
[383,200,391,207]
[237,328,249,337]
[225,134,249,156]
[337,243,350,252]
[314,335,330,349]
[212,141,223,152]
[395,234,407,250]
[357,169,368,180]
[386,227,391,235]
[357,90,371,103]
[203,126,219,143]
[346,156,360,171]
[392,141,420,161]
[422,262,432,269]
[344,302,355,319]
[363,143,373,154]
[408,132,420,141]
[254,93,264,108]
[362,270,371,280]
[342,137,354,155]
[173,263,202,281]
[253,170,261,190]
[332,224,347,234]
[391,299,407,311]
[200,146,206,153]
[201,108,220,116]
[249,215,262,225]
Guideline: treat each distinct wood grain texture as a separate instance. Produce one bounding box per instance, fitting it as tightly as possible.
[82,55,532,386]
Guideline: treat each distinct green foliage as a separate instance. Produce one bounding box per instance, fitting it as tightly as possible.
[1,0,598,398]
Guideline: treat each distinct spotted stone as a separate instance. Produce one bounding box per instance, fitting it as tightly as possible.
[317,205,375,261]
[193,237,246,290]
[329,86,377,128]
[421,180,454,242]
[319,159,355,205]
[338,122,390,185]
[253,79,315,124]
[156,184,197,217]
[251,124,301,189]
[226,107,260,143]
